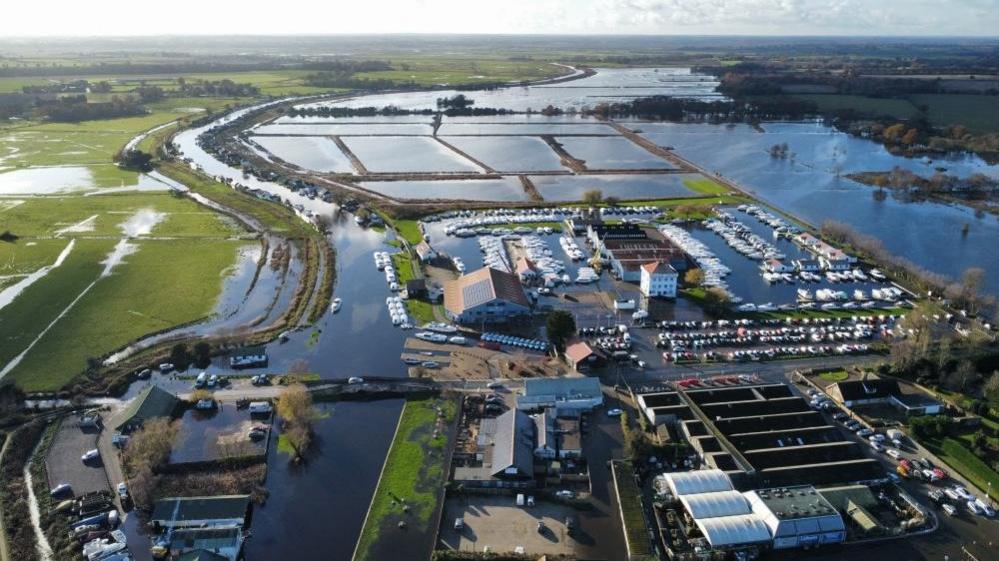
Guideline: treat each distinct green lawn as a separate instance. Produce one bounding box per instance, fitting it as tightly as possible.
[7,238,246,391]
[818,370,850,382]
[682,177,728,196]
[353,396,456,561]
[389,218,424,246]
[391,253,418,285]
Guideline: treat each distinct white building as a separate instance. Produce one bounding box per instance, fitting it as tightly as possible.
[517,377,603,414]
[744,486,846,550]
[640,260,678,298]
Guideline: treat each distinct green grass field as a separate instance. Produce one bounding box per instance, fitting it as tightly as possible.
[788,94,921,120]
[682,177,729,196]
[353,396,456,561]
[909,94,999,134]
[7,238,246,391]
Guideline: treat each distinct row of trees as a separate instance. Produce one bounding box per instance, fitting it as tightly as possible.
[34,94,146,122]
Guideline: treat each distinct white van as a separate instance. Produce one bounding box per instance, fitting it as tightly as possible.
[886,449,902,460]
[516,494,525,506]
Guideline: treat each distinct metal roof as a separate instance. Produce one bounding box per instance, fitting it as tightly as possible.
[490,409,534,478]
[664,469,734,496]
[523,377,601,398]
[151,495,250,526]
[444,266,530,315]
[114,385,178,432]
[694,514,772,547]
[680,491,752,519]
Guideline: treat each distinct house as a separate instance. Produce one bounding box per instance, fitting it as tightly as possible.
[825,377,941,416]
[515,257,538,282]
[151,495,251,530]
[793,258,821,272]
[414,240,437,263]
[114,385,179,434]
[443,266,531,324]
[517,377,603,414]
[151,496,250,561]
[820,256,853,271]
[491,409,536,479]
[564,340,605,371]
[640,260,678,298]
[763,259,793,274]
[405,278,428,299]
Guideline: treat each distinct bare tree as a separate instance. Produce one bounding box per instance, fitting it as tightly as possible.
[276,384,319,460]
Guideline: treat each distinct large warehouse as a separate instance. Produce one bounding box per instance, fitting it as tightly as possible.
[744,486,846,549]
[643,383,885,488]
[658,470,772,550]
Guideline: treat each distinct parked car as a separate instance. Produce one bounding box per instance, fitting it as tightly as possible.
[942,504,957,516]
[606,408,623,417]
[348,376,365,384]
[486,381,503,389]
[526,495,535,507]
[454,517,464,530]
[952,485,974,500]
[116,482,128,499]
[886,449,902,460]
[50,483,72,497]
[928,489,944,503]
[81,449,100,462]
[966,500,983,515]
[516,494,525,506]
[973,498,995,517]
[555,490,576,499]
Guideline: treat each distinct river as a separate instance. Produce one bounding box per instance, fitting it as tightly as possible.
[163,67,997,561]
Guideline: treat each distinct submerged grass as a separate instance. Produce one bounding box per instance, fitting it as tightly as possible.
[8,239,246,391]
[353,396,456,561]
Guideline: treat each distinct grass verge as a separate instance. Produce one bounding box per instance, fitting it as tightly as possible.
[610,459,651,557]
[353,396,456,561]
[920,436,999,503]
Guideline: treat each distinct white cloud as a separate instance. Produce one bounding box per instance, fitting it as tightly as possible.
[0,0,995,36]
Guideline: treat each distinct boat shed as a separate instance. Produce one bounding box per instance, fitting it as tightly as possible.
[694,515,772,548]
[662,469,735,497]
[679,490,753,519]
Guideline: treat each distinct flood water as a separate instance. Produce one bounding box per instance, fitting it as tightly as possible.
[443,136,569,172]
[359,177,529,201]
[558,136,677,170]
[343,136,483,173]
[0,166,169,195]
[642,122,999,294]
[252,136,356,173]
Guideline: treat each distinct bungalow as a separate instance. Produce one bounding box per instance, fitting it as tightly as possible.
[763,259,793,273]
[825,377,941,416]
[793,258,822,272]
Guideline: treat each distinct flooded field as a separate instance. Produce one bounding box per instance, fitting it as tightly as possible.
[645,122,999,293]
[252,136,355,173]
[531,173,699,201]
[437,122,617,135]
[343,136,483,173]
[359,177,528,201]
[0,166,170,195]
[443,136,568,172]
[255,123,434,136]
[558,136,677,170]
[299,67,723,112]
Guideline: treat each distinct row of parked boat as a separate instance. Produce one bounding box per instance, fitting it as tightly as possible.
[738,204,802,238]
[658,224,732,291]
[520,235,566,278]
[706,212,785,262]
[385,296,412,327]
[479,236,511,272]
[559,235,585,261]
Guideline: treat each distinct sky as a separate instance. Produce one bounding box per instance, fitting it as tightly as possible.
[2,0,997,37]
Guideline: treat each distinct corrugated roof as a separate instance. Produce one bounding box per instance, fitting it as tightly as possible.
[695,514,772,547]
[564,340,595,363]
[490,409,534,478]
[665,469,734,496]
[680,490,752,519]
[444,266,529,316]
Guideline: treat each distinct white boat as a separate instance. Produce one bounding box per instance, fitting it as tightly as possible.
[797,289,812,301]
[415,331,448,343]
[737,303,757,312]
[869,268,886,281]
[853,290,866,301]
[331,298,342,313]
